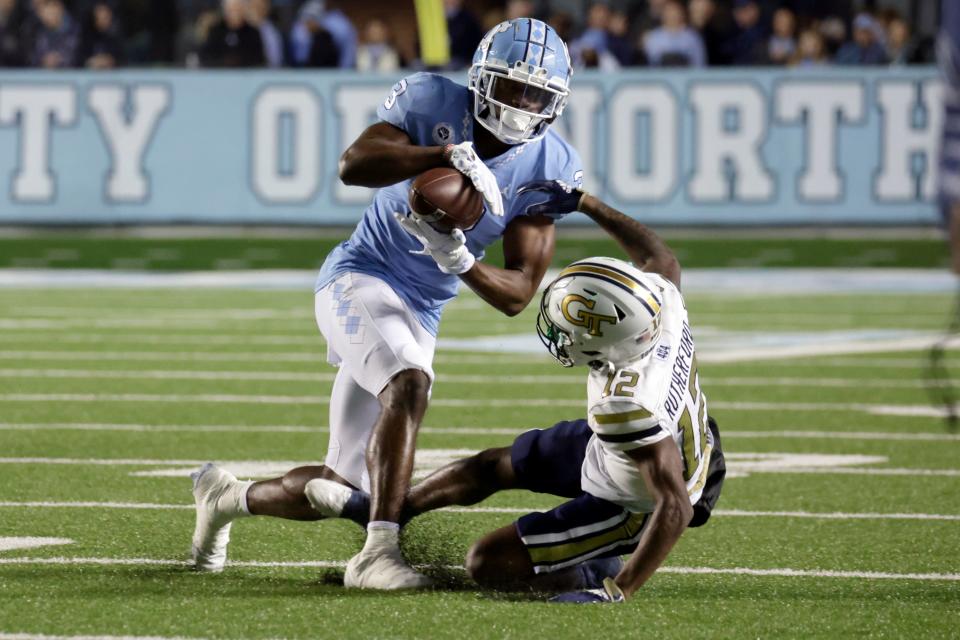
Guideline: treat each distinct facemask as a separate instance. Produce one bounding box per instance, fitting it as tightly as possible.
[501,108,535,132]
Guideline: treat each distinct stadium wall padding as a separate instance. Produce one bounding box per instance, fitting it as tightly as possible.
[0,68,943,225]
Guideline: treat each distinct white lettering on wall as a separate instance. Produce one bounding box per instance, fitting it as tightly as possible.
[775,82,864,202]
[0,85,76,203]
[88,85,170,202]
[251,86,321,203]
[608,84,678,201]
[874,79,943,201]
[689,84,774,202]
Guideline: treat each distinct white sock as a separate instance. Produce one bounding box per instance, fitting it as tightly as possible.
[220,480,254,519]
[363,521,399,552]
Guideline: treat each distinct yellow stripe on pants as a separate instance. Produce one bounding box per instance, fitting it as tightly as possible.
[527,513,648,566]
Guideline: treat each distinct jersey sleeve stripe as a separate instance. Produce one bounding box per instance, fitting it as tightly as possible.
[592,408,653,424]
[596,425,663,443]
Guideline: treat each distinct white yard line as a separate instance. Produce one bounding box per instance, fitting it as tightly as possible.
[0,368,950,389]
[0,634,211,640]
[0,394,949,415]
[721,430,960,442]
[0,423,524,436]
[2,422,960,442]
[0,348,950,369]
[1,501,958,521]
[0,537,73,552]
[0,393,586,407]
[0,333,322,346]
[0,556,957,582]
[0,350,550,365]
[2,455,953,477]
[0,350,323,363]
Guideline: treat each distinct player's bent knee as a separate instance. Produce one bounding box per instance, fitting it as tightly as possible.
[380,369,431,413]
[464,539,498,587]
[465,529,531,589]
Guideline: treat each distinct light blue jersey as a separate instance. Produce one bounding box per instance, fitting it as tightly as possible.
[316,72,583,336]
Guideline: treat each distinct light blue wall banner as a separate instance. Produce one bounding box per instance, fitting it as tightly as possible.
[0,68,943,225]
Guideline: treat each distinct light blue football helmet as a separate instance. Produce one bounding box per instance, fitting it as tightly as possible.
[468,18,573,144]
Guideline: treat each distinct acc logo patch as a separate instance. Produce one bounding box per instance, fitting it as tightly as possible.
[655,343,671,361]
[432,122,454,145]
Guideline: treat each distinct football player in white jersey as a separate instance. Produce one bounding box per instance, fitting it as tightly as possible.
[307,180,725,602]
[188,19,585,590]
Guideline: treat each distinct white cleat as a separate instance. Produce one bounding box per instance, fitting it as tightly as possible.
[304,478,353,518]
[344,548,434,590]
[190,463,238,572]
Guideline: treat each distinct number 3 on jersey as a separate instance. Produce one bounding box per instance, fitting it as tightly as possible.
[383,79,408,110]
[602,369,639,398]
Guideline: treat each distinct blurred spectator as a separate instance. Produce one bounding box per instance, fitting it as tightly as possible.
[818,16,846,58]
[480,7,505,33]
[444,0,482,69]
[200,0,264,67]
[782,0,853,23]
[289,1,356,68]
[0,0,27,66]
[571,2,611,66]
[144,0,178,64]
[643,0,705,67]
[356,18,398,73]
[728,0,767,65]
[689,0,733,65]
[77,1,124,68]
[637,0,667,32]
[886,15,920,65]
[607,10,636,66]
[247,0,282,67]
[790,27,827,66]
[767,7,795,65]
[835,13,888,65]
[505,0,534,20]
[548,10,574,44]
[32,0,79,68]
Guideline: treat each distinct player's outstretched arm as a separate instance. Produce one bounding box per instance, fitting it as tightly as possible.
[338,122,447,188]
[459,215,556,317]
[577,194,681,289]
[516,181,681,289]
[614,438,692,599]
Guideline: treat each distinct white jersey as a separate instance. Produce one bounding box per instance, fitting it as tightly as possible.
[580,273,713,513]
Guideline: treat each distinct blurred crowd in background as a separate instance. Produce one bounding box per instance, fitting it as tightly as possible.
[0,0,938,71]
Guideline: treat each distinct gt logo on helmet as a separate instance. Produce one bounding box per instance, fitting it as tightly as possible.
[561,294,617,337]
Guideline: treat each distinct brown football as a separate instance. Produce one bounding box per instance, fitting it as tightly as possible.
[408,167,485,231]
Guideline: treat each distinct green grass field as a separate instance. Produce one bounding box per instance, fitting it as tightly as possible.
[1,278,959,639]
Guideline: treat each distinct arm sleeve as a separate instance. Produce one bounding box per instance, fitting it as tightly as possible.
[588,398,671,453]
[513,140,585,220]
[375,72,446,145]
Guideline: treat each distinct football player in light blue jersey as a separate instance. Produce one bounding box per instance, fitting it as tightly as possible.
[188,18,584,590]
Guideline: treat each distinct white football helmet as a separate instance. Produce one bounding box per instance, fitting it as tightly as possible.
[537,257,664,367]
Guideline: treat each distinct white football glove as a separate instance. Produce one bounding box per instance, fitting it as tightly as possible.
[444,141,504,217]
[394,213,476,275]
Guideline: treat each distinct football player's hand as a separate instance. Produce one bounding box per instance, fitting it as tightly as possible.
[548,577,625,604]
[516,180,586,217]
[444,142,504,217]
[394,212,476,275]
